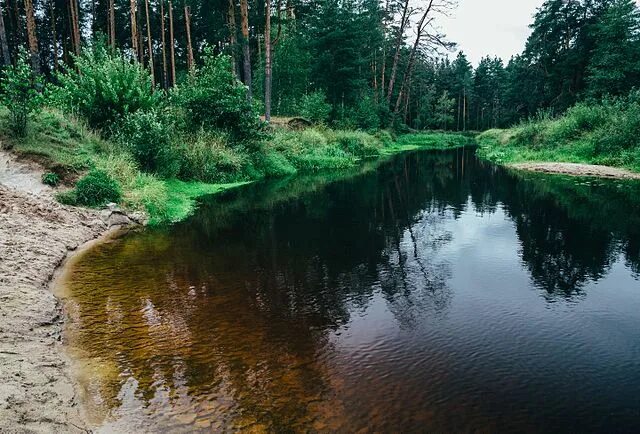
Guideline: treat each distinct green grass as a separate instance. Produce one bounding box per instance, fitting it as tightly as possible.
[477,98,640,173]
[4,109,473,225]
[383,132,476,155]
[160,179,251,225]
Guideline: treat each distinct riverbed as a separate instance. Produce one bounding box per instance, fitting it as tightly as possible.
[56,148,640,432]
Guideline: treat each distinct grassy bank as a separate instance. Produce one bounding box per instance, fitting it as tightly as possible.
[477,94,640,172]
[3,108,471,225]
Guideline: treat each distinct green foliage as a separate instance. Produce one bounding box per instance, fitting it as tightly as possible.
[334,93,382,131]
[328,129,382,158]
[434,91,455,130]
[50,43,159,130]
[298,91,332,125]
[268,128,355,171]
[41,172,60,186]
[115,109,180,178]
[177,131,250,183]
[56,189,78,206]
[0,48,43,136]
[587,0,640,99]
[173,51,260,142]
[477,93,640,172]
[75,169,122,207]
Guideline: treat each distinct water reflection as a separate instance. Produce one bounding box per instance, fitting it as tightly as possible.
[60,149,640,432]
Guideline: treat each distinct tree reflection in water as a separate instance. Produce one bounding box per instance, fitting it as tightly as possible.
[60,148,640,431]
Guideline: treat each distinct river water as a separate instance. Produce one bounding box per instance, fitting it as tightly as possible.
[58,149,640,432]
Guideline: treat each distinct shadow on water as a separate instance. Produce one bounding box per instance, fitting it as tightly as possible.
[60,148,640,432]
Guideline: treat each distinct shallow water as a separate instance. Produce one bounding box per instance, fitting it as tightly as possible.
[59,149,640,432]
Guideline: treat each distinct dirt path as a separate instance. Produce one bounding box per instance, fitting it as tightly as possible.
[509,162,640,179]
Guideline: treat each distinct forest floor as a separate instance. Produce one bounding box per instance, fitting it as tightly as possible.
[0,150,137,433]
[509,162,640,179]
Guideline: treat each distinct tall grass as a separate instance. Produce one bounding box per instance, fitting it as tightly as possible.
[478,92,640,172]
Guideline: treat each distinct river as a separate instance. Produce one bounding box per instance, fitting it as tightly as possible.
[56,148,640,432]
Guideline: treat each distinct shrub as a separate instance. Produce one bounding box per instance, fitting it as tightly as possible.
[0,48,43,136]
[257,150,297,177]
[75,169,122,207]
[298,91,332,125]
[115,110,180,178]
[547,103,609,143]
[50,42,159,130]
[329,130,382,158]
[375,130,395,147]
[177,131,249,183]
[172,50,260,142]
[269,128,356,171]
[334,94,381,131]
[56,190,77,206]
[41,172,60,186]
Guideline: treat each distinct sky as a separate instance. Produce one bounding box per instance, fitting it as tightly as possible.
[439,0,546,66]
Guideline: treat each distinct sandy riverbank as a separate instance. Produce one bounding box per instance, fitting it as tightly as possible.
[509,162,640,179]
[0,150,140,433]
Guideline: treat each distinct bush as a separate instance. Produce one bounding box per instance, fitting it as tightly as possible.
[269,128,357,171]
[375,130,395,147]
[75,169,122,206]
[172,50,260,143]
[257,149,297,178]
[0,48,43,136]
[547,103,609,143]
[115,110,180,178]
[334,94,381,131]
[329,130,382,158]
[50,43,159,130]
[41,172,60,186]
[298,91,332,125]
[56,190,77,206]
[177,132,249,183]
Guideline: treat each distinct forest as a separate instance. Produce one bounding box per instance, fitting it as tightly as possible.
[0,0,637,128]
[0,0,638,222]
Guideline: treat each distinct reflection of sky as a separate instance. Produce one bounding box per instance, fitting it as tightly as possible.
[327,196,640,431]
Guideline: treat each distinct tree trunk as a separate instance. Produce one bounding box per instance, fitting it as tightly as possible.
[109,0,115,48]
[130,0,139,60]
[160,0,168,88]
[144,0,155,85]
[463,88,466,131]
[0,2,11,66]
[264,0,272,120]
[386,0,410,104]
[393,0,435,114]
[69,0,81,56]
[137,7,144,63]
[228,0,238,77]
[184,5,194,70]
[50,0,57,71]
[23,0,39,73]
[168,0,176,86]
[240,0,251,99]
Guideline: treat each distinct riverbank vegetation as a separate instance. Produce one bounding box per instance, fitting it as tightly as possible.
[476,0,640,171]
[478,93,640,172]
[0,44,473,224]
[0,0,638,228]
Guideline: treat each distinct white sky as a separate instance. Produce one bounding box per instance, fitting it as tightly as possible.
[439,0,640,66]
[439,0,546,66]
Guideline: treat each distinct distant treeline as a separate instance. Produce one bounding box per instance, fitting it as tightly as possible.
[0,0,638,130]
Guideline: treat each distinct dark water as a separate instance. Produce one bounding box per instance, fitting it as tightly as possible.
[59,149,640,433]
